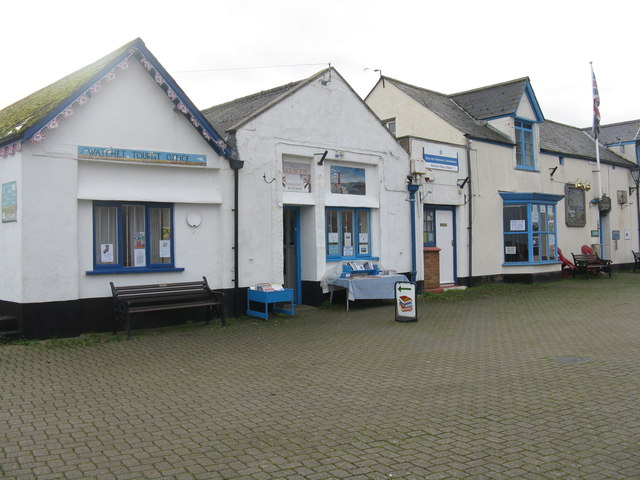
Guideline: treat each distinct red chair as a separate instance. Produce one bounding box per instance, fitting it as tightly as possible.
[581,245,595,255]
[558,248,577,278]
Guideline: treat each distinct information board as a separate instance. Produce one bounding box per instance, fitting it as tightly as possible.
[395,281,417,322]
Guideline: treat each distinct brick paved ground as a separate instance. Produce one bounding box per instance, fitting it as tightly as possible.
[1,273,639,479]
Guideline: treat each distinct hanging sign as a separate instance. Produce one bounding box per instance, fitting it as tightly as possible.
[78,146,206,166]
[395,281,417,322]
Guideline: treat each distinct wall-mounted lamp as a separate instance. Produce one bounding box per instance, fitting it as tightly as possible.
[316,151,328,165]
[573,181,591,191]
[549,166,558,177]
[630,168,640,194]
[456,177,469,189]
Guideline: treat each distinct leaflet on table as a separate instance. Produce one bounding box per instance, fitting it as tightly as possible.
[254,283,285,292]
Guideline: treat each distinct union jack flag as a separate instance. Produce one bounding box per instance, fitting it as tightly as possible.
[591,64,600,139]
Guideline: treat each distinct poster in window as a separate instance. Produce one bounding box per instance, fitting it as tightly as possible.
[344,232,352,247]
[2,181,17,223]
[359,233,369,244]
[505,246,517,255]
[328,244,340,256]
[330,166,366,195]
[510,220,526,231]
[134,232,145,248]
[159,240,171,258]
[531,208,539,231]
[359,244,369,255]
[134,249,146,267]
[565,184,586,227]
[343,246,354,256]
[100,244,114,263]
[328,232,339,244]
[282,161,311,192]
[162,227,171,240]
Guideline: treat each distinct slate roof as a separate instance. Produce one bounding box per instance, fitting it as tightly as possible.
[383,78,513,145]
[597,119,640,145]
[0,38,231,158]
[450,78,531,121]
[540,120,635,167]
[202,78,308,136]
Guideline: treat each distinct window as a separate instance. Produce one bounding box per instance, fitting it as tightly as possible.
[423,207,435,245]
[515,119,535,170]
[326,208,372,259]
[383,119,396,137]
[92,201,178,272]
[500,193,563,265]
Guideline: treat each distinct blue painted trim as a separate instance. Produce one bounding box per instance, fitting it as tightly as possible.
[284,206,302,305]
[500,192,564,202]
[502,261,561,267]
[515,166,539,173]
[467,137,514,147]
[86,267,185,275]
[523,81,545,122]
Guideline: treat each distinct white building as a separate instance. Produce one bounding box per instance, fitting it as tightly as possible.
[0,39,236,337]
[202,68,415,307]
[366,76,638,287]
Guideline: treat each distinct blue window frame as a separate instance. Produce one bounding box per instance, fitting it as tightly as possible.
[501,193,563,265]
[91,201,180,273]
[423,207,436,246]
[515,119,535,170]
[326,207,373,259]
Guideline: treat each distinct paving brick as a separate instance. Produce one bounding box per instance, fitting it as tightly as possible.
[2,274,640,479]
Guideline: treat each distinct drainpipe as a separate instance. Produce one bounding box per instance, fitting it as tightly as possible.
[465,134,473,287]
[229,159,244,317]
[407,180,421,282]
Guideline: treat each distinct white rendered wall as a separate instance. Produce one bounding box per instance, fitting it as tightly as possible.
[233,73,413,289]
[15,59,229,303]
[0,152,24,302]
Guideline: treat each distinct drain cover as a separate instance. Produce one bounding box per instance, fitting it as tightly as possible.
[553,356,593,365]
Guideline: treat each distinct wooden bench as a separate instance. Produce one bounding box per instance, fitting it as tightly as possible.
[110,277,225,338]
[571,253,612,279]
[633,251,640,272]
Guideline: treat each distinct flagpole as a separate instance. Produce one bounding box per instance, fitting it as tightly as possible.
[591,61,604,255]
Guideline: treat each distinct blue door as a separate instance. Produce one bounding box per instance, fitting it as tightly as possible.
[283,207,302,303]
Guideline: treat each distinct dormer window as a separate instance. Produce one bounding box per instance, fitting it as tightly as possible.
[383,119,396,137]
[515,119,535,170]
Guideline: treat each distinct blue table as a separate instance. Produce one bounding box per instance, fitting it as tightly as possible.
[247,288,295,320]
[329,274,408,310]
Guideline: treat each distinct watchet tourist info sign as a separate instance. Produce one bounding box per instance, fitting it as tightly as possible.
[395,281,417,322]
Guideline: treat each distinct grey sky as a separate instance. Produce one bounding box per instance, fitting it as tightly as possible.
[2,0,638,128]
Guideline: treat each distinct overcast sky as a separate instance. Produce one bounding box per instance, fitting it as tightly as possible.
[2,0,638,128]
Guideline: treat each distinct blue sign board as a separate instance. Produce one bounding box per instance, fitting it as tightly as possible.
[423,153,459,172]
[78,146,206,166]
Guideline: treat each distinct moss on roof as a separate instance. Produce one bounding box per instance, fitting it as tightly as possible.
[0,38,141,145]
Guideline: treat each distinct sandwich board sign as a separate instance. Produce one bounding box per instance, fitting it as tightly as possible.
[395,281,417,322]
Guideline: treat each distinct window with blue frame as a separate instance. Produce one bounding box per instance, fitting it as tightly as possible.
[326,207,371,259]
[93,201,175,271]
[515,119,535,170]
[501,193,562,264]
[423,207,436,245]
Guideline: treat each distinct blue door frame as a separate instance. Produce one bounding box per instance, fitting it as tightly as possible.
[284,206,302,304]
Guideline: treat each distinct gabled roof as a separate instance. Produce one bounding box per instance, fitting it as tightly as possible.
[380,77,513,145]
[0,38,232,158]
[202,78,308,135]
[597,119,640,145]
[540,120,635,167]
[450,77,543,122]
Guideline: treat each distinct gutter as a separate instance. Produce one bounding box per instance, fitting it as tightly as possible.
[228,153,244,317]
[465,134,473,286]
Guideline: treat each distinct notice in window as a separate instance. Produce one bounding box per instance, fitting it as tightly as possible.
[159,240,171,258]
[344,232,352,247]
[343,246,354,256]
[328,232,339,244]
[510,220,526,231]
[134,249,146,267]
[505,246,517,255]
[101,244,114,263]
[359,233,369,244]
[359,244,369,255]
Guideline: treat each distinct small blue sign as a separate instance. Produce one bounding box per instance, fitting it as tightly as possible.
[78,146,206,166]
[423,153,459,172]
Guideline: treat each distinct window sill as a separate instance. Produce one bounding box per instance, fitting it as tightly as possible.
[502,261,561,266]
[327,257,379,262]
[86,267,185,275]
[515,166,539,173]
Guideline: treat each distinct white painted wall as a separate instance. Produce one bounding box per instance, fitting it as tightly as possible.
[0,152,24,302]
[233,72,414,289]
[4,58,229,304]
